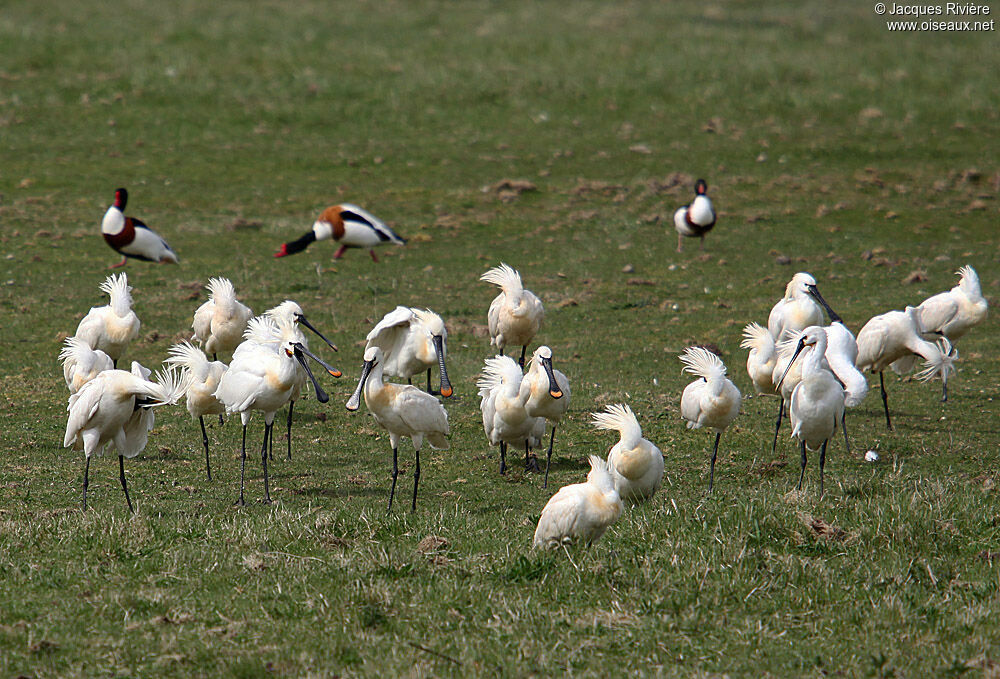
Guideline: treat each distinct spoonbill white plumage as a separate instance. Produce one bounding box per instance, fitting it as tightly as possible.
[673,178,716,252]
[767,272,824,342]
[481,263,545,367]
[273,204,405,262]
[740,322,778,396]
[477,354,545,475]
[679,347,741,490]
[770,331,832,455]
[520,346,570,488]
[73,273,140,368]
[59,336,114,394]
[101,188,178,268]
[192,277,254,361]
[806,285,869,454]
[264,300,339,460]
[214,316,339,505]
[775,327,846,496]
[533,455,623,549]
[63,364,186,512]
[855,306,956,430]
[893,265,987,401]
[345,346,450,512]
[364,306,453,397]
[592,404,663,504]
[166,342,228,481]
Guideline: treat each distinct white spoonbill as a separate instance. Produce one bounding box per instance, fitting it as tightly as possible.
[264,300,339,460]
[592,404,663,504]
[64,364,185,512]
[673,178,716,253]
[166,341,228,481]
[770,331,833,455]
[73,273,140,368]
[345,346,450,512]
[767,272,824,342]
[477,354,545,475]
[679,346,741,491]
[740,322,778,396]
[533,455,623,549]
[364,306,453,397]
[481,263,545,367]
[521,346,570,488]
[274,204,405,262]
[775,327,846,496]
[856,306,956,430]
[101,188,178,267]
[192,277,254,361]
[806,285,869,455]
[215,316,340,505]
[59,336,113,394]
[894,265,987,401]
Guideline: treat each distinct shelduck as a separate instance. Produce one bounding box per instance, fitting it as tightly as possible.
[673,179,716,252]
[274,204,405,262]
[101,188,178,267]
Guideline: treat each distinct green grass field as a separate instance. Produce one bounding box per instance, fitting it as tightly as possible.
[1,1,999,676]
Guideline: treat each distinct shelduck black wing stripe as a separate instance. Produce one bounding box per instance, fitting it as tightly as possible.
[130,217,149,229]
[340,209,375,228]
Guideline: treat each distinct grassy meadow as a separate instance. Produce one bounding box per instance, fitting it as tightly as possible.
[1,0,999,676]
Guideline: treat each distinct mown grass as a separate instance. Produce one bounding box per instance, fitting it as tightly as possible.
[1,0,999,676]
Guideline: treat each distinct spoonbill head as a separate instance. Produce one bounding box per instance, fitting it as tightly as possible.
[274,204,405,262]
[60,336,114,394]
[365,306,452,397]
[767,272,824,342]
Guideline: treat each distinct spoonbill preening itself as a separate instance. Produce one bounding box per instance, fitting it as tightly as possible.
[533,455,623,549]
[73,273,140,369]
[63,363,186,512]
[673,178,716,252]
[855,307,956,430]
[166,342,228,481]
[364,306,453,397]
[893,265,987,402]
[592,404,663,504]
[101,188,178,268]
[775,327,846,496]
[481,263,544,367]
[191,277,254,362]
[59,336,114,395]
[679,346,741,491]
[477,354,545,475]
[346,346,450,512]
[274,204,405,262]
[520,345,570,488]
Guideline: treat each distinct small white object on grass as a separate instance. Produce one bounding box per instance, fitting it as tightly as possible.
[865,450,879,462]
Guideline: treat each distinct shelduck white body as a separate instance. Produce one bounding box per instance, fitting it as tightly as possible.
[740,322,778,395]
[63,363,185,512]
[776,327,846,495]
[477,354,545,475]
[593,404,663,504]
[274,203,405,262]
[520,346,570,487]
[166,341,228,480]
[74,273,140,367]
[345,346,449,512]
[533,455,623,549]
[102,188,178,267]
[855,306,956,429]
[365,306,453,396]
[192,277,254,360]
[481,263,544,365]
[767,273,824,342]
[60,336,114,394]
[679,346,741,490]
